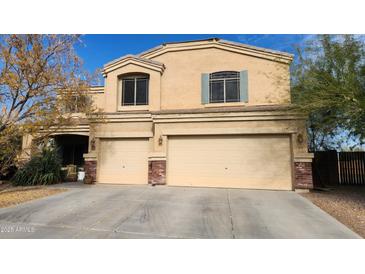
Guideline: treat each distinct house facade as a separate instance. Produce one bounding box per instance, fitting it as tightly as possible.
[22,38,314,190]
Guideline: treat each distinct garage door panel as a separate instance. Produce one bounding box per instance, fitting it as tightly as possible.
[98,139,148,184]
[167,135,292,190]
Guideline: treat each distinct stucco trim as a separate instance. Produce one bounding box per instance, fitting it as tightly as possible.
[99,105,300,116]
[219,39,293,58]
[162,128,296,136]
[148,152,166,159]
[99,112,153,122]
[94,131,153,138]
[148,156,167,161]
[117,105,150,112]
[83,152,97,160]
[139,38,293,64]
[204,102,247,108]
[152,111,304,123]
[153,116,302,123]
[150,104,294,114]
[51,131,90,137]
[294,153,314,162]
[44,124,90,136]
[98,107,304,123]
[102,117,152,123]
[89,86,104,93]
[103,55,165,75]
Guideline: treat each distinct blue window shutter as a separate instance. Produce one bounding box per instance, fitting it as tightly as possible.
[201,73,209,104]
[240,70,248,103]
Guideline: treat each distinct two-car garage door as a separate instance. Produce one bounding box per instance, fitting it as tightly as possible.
[96,135,292,190]
[167,135,292,190]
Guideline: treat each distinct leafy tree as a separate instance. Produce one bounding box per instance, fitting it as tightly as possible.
[291,35,365,151]
[0,34,96,176]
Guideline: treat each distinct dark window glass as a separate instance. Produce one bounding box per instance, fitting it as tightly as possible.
[210,80,224,103]
[122,79,135,105]
[136,78,148,105]
[225,79,240,102]
[210,71,239,79]
[209,71,240,103]
[121,75,149,106]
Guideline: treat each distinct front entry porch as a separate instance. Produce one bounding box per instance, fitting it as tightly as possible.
[54,134,89,168]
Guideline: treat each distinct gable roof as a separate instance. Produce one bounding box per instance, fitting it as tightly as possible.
[103,54,165,75]
[138,37,294,63]
[103,38,294,74]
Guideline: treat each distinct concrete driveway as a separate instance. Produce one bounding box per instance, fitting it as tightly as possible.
[0,184,360,239]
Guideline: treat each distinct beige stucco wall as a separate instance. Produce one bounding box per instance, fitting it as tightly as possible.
[90,91,105,111]
[94,121,152,137]
[87,111,308,161]
[151,47,290,110]
[97,45,290,112]
[102,63,161,113]
[152,117,306,155]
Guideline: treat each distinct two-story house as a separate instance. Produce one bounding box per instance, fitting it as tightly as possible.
[22,38,313,190]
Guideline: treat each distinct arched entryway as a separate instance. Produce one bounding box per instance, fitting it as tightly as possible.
[53,134,89,167]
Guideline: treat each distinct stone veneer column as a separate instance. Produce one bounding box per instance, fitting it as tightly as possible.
[148,160,166,185]
[83,153,97,184]
[294,155,314,189]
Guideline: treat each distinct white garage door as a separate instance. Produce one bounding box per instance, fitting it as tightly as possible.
[98,138,149,184]
[167,135,292,190]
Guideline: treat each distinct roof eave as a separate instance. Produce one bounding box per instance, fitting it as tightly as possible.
[103,57,165,77]
[218,39,294,60]
[103,54,164,70]
[103,55,165,76]
[139,38,294,63]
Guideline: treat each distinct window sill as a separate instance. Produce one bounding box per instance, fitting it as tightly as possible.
[203,102,247,108]
[117,105,150,112]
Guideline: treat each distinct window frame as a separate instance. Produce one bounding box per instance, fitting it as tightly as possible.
[120,74,149,106]
[209,71,240,104]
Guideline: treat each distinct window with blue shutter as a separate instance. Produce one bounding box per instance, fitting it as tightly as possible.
[201,73,209,104]
[204,70,248,104]
[239,70,248,103]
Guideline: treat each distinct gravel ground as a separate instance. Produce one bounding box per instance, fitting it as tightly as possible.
[0,187,67,208]
[301,186,365,238]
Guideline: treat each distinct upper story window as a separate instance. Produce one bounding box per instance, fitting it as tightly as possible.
[121,73,149,106]
[209,71,240,103]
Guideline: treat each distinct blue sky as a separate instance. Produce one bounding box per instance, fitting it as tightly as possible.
[76,34,313,73]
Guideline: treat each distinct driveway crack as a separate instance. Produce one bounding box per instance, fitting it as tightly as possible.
[226,189,235,239]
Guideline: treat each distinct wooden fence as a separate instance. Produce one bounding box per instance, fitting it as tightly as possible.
[338,152,365,185]
[312,151,365,187]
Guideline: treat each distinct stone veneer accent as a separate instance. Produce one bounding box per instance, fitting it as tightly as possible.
[148,160,166,185]
[84,160,97,184]
[294,162,313,189]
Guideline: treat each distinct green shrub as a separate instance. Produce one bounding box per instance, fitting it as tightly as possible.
[12,148,62,186]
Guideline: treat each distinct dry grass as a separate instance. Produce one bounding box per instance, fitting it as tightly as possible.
[301,186,365,238]
[0,186,67,208]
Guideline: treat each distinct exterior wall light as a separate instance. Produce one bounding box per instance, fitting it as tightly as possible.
[297,134,304,144]
[158,136,163,145]
[90,138,96,151]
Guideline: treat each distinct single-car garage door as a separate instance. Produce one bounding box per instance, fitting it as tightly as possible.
[98,138,149,184]
[167,135,292,190]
